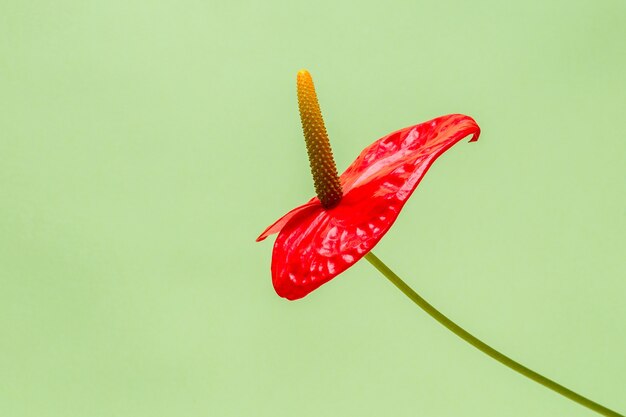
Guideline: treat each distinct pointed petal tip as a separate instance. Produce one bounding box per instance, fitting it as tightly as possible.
[466,116,480,142]
[256,225,273,242]
[256,201,321,244]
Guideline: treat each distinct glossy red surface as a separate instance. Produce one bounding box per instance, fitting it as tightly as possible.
[257,113,480,300]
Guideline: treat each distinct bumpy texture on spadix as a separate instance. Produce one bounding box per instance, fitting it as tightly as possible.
[297,70,343,209]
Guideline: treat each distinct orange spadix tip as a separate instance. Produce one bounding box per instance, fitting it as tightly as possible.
[296,70,342,209]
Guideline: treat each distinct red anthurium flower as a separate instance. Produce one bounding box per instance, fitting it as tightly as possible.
[257,70,480,300]
[255,71,623,417]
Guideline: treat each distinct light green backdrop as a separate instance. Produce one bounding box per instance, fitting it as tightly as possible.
[1,1,624,416]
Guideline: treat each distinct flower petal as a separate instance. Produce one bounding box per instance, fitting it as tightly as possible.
[340,114,480,194]
[268,114,480,300]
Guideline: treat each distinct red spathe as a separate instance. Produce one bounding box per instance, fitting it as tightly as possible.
[257,113,480,300]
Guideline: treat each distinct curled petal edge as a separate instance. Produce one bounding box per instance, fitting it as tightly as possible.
[256,200,319,242]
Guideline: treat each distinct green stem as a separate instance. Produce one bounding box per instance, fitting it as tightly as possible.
[364,251,623,417]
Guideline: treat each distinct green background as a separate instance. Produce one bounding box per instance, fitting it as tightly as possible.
[1,1,624,416]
